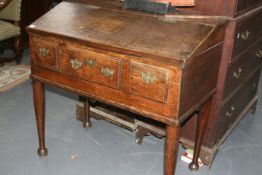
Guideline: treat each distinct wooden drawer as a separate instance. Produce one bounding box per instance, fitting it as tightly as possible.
[236,0,262,15]
[31,39,59,69]
[224,38,262,98]
[217,70,260,140]
[60,47,121,89]
[129,62,169,103]
[232,9,262,60]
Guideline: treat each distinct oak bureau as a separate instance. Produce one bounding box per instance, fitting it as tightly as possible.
[27,2,226,174]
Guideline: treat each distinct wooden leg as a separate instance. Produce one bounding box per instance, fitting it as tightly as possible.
[33,80,48,157]
[189,98,212,171]
[83,97,92,128]
[164,125,180,175]
[14,36,22,64]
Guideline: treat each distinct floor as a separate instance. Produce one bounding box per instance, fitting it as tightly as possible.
[0,50,262,175]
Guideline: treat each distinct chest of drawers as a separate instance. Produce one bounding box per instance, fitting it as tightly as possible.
[27,2,226,174]
[180,2,262,165]
[179,0,262,17]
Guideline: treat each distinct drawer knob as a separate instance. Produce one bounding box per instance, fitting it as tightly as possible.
[39,47,49,57]
[239,30,250,41]
[141,72,157,84]
[256,50,262,59]
[233,68,242,79]
[101,67,115,77]
[225,106,235,118]
[71,58,82,69]
[85,59,96,67]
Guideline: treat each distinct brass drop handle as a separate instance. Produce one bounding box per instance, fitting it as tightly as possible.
[225,106,235,118]
[39,47,49,57]
[141,72,157,84]
[101,67,115,77]
[233,68,242,79]
[71,58,82,69]
[239,30,250,41]
[256,49,262,59]
[85,58,96,67]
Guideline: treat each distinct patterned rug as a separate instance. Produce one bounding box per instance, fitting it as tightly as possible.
[0,64,31,92]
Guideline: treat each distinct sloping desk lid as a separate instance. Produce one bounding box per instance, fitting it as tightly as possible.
[27,2,225,65]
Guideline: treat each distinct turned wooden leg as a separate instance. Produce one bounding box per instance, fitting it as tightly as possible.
[189,98,212,171]
[83,97,92,128]
[164,125,180,175]
[14,35,22,64]
[33,80,48,157]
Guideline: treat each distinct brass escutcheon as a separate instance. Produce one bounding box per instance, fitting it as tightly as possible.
[39,47,49,57]
[141,72,157,84]
[71,58,82,69]
[256,49,262,58]
[101,67,115,77]
[85,58,96,67]
[233,68,242,79]
[240,30,250,41]
[225,106,235,118]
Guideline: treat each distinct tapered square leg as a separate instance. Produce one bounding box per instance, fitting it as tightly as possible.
[33,79,48,157]
[164,125,180,175]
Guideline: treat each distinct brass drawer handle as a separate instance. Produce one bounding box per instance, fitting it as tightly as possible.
[39,47,49,57]
[233,68,242,79]
[85,58,96,67]
[256,49,262,58]
[239,30,250,41]
[141,72,157,84]
[71,58,82,69]
[101,67,115,77]
[225,106,235,118]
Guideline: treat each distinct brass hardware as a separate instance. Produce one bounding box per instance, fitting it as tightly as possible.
[225,106,235,118]
[141,72,157,84]
[85,59,96,67]
[233,68,242,79]
[71,58,82,69]
[239,30,250,41]
[39,47,49,57]
[256,49,262,58]
[101,67,115,77]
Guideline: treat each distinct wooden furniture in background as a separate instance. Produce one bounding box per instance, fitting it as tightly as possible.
[27,2,226,174]
[0,0,22,64]
[179,1,262,165]
[20,0,50,44]
[178,0,262,17]
[0,0,11,10]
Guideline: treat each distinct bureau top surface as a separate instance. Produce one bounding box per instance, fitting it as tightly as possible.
[28,2,224,63]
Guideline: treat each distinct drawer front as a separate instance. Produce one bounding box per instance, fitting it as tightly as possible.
[129,62,169,103]
[224,38,262,98]
[60,48,121,89]
[236,0,262,15]
[217,70,260,140]
[31,39,58,68]
[232,9,262,60]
